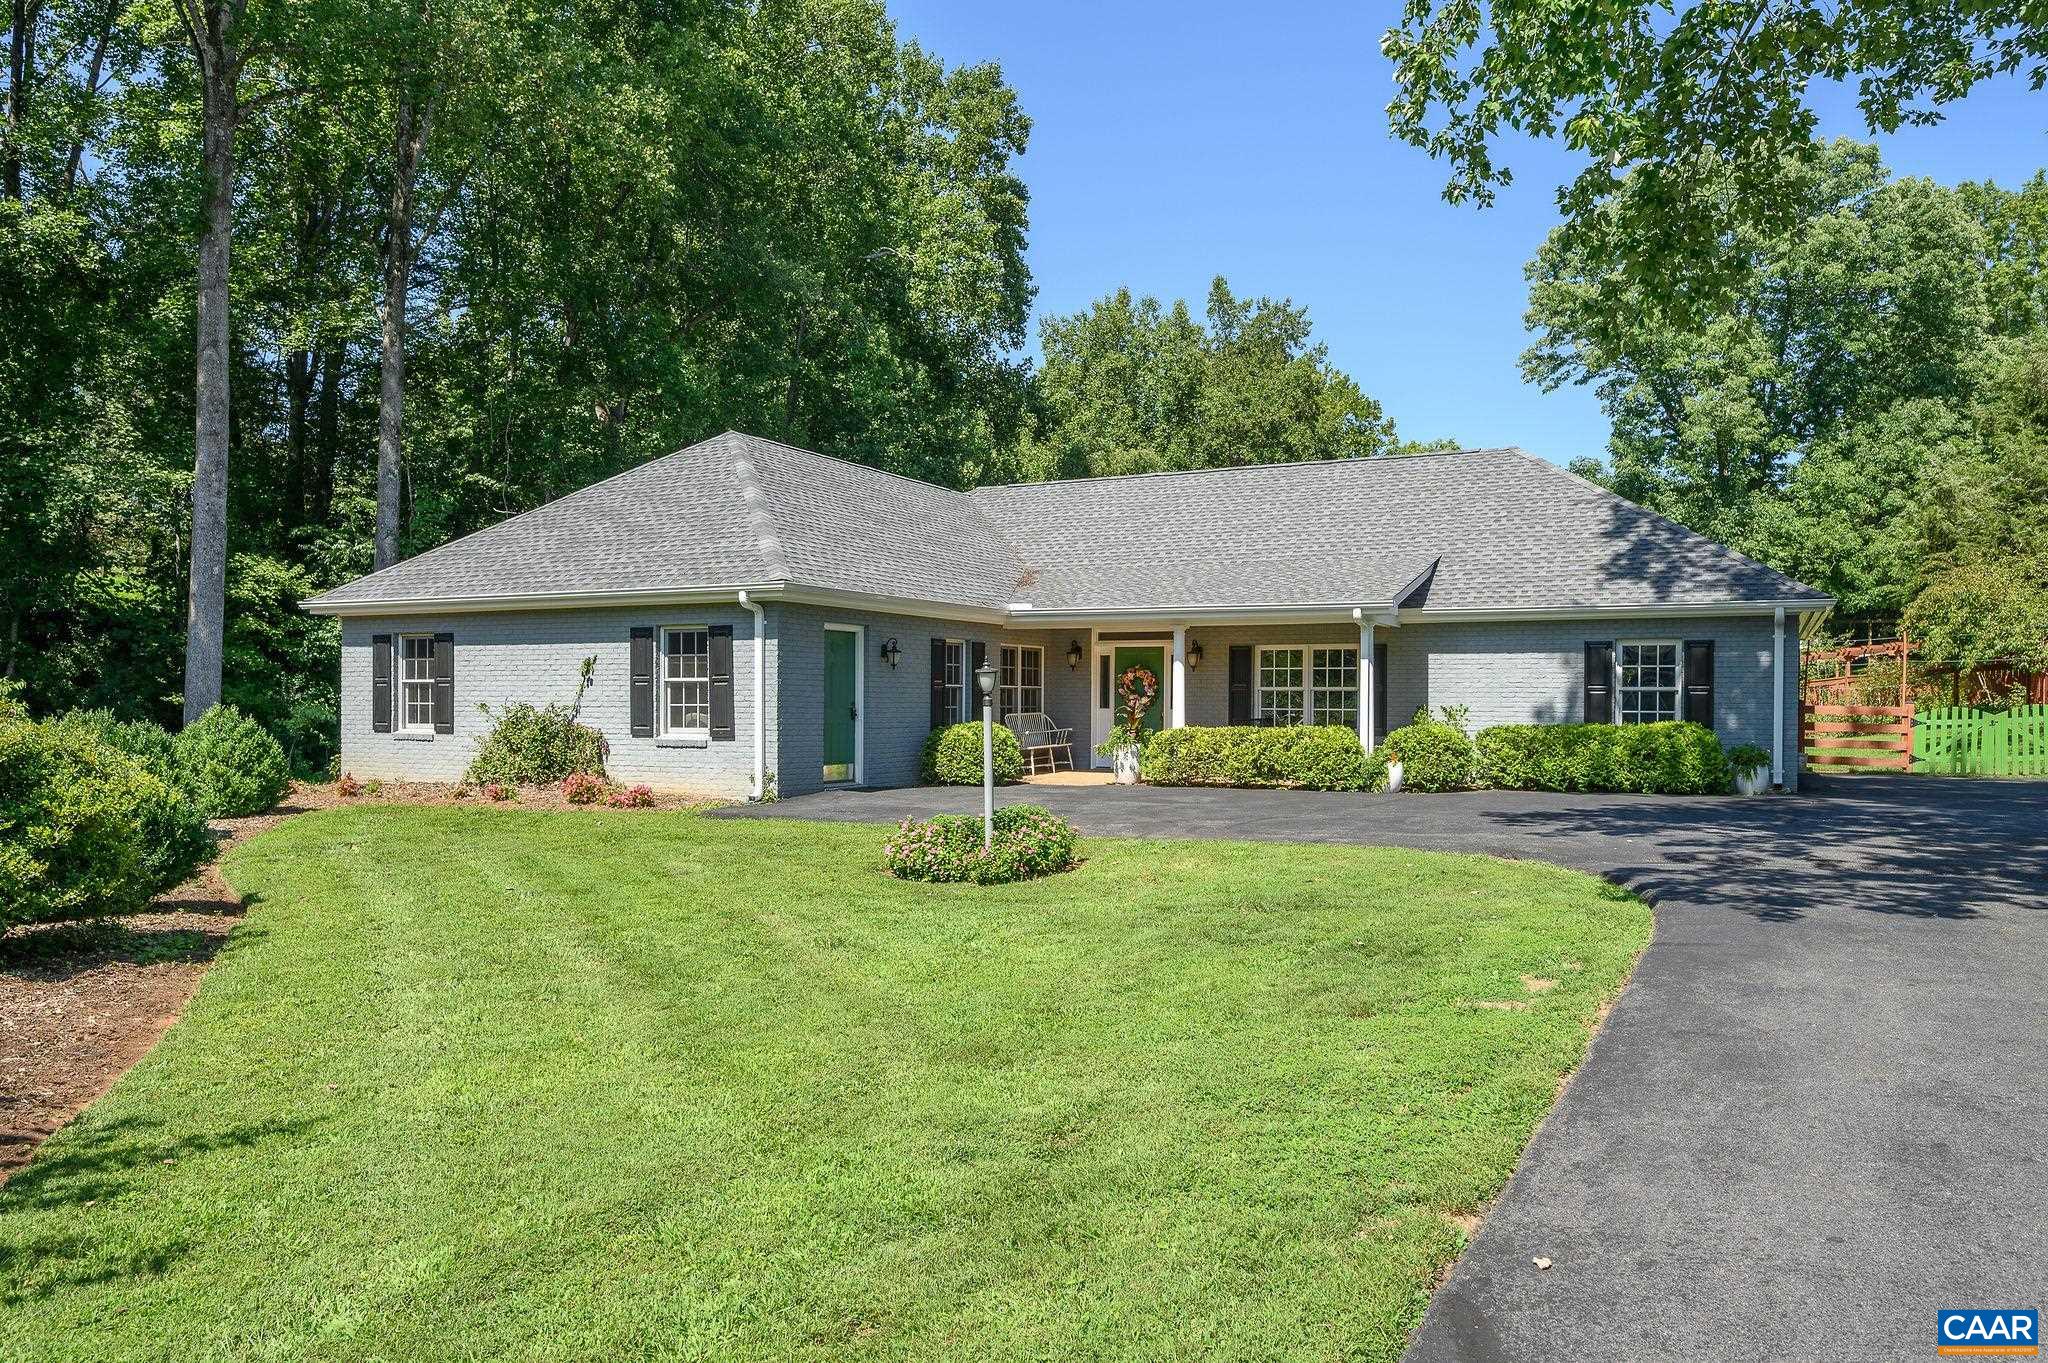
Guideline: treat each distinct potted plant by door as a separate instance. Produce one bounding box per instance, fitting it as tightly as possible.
[1093,665,1158,784]
[1727,744,1771,796]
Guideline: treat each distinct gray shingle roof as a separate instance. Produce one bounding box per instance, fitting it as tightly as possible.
[304,433,1830,615]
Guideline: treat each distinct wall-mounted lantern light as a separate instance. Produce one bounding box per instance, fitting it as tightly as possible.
[880,637,901,668]
[1066,639,1085,670]
[1187,638,1205,669]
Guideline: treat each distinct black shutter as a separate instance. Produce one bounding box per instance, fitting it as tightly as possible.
[993,646,1009,723]
[967,641,987,719]
[371,634,393,732]
[1584,641,1615,724]
[1373,641,1389,744]
[1228,645,1253,724]
[431,632,454,733]
[629,627,655,737]
[930,639,949,729]
[708,625,735,740]
[1683,639,1715,728]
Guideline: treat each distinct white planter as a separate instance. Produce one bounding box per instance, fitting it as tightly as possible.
[1385,758,1405,794]
[1112,745,1141,784]
[1734,768,1769,797]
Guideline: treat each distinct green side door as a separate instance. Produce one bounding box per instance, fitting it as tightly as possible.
[1110,645,1167,736]
[822,629,858,783]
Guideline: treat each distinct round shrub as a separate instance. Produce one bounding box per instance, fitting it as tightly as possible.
[562,772,606,804]
[918,721,1023,786]
[174,705,290,817]
[1,717,215,929]
[1382,718,1475,792]
[883,804,1078,885]
[466,703,606,787]
[57,710,180,786]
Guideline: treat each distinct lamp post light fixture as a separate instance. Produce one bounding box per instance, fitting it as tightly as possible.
[1066,639,1084,670]
[880,636,901,668]
[975,659,998,849]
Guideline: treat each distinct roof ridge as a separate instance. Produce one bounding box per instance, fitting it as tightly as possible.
[969,446,1523,495]
[720,430,974,498]
[725,442,791,582]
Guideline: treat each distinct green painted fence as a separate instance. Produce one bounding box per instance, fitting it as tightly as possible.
[1912,705,2048,776]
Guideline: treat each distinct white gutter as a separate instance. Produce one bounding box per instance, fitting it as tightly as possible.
[1772,605,1785,789]
[738,590,766,801]
[1397,598,1832,624]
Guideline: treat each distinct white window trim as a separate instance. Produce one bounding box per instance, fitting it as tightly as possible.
[398,633,437,735]
[659,624,711,738]
[941,638,967,722]
[1253,643,1360,726]
[999,644,1044,716]
[1615,638,1682,725]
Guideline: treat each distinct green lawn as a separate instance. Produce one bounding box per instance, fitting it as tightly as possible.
[0,808,1648,1363]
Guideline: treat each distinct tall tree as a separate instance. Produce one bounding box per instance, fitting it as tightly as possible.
[1022,277,1397,480]
[1384,0,2048,308]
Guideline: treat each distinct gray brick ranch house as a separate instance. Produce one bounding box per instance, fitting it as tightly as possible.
[304,431,1833,799]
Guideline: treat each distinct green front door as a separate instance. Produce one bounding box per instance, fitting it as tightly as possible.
[1110,645,1167,736]
[822,629,858,783]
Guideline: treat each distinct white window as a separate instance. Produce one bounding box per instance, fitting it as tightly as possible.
[400,634,436,732]
[1256,645,1360,727]
[1311,648,1359,730]
[999,645,1043,716]
[941,640,966,721]
[1257,648,1306,725]
[662,627,710,735]
[1617,641,1680,724]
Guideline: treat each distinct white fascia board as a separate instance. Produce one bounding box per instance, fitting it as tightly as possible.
[300,580,1010,625]
[1396,598,1836,625]
[1005,601,1400,627]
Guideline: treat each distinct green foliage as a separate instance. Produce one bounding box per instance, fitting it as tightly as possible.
[1726,744,1771,778]
[1139,726,1371,791]
[1019,277,1399,480]
[51,710,214,891]
[466,703,607,787]
[0,714,214,929]
[1383,0,2047,306]
[1382,717,1475,792]
[919,721,1023,785]
[1472,723,1732,795]
[1904,561,2048,673]
[174,706,292,818]
[883,803,1078,884]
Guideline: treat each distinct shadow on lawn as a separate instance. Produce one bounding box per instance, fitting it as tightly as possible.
[0,1113,322,1218]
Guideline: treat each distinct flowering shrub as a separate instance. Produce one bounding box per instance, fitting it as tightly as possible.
[919,722,1023,785]
[605,784,655,809]
[883,803,1078,885]
[336,772,362,798]
[1094,665,1158,759]
[483,782,514,802]
[562,772,606,804]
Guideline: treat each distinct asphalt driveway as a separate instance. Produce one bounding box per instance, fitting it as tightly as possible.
[718,776,2048,1361]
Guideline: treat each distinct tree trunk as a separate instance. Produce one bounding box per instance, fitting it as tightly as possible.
[283,343,311,523]
[375,90,429,570]
[6,0,31,201]
[313,342,340,524]
[181,5,238,725]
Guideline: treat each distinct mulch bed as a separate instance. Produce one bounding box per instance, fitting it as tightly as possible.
[0,778,720,1183]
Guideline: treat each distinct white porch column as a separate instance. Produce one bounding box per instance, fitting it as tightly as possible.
[1771,606,1785,788]
[1170,625,1187,728]
[1359,617,1375,749]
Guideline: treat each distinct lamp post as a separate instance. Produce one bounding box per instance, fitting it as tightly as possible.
[975,659,998,850]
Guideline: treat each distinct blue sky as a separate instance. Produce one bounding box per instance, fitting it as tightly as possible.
[889,2,2048,466]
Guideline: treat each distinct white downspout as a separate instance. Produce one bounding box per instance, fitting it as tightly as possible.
[1354,608,1374,749]
[738,590,766,800]
[1771,605,1785,789]
[1170,625,1186,728]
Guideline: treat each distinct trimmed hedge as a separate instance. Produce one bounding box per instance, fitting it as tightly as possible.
[919,721,1023,786]
[883,803,1077,884]
[2,716,215,929]
[1473,721,1732,795]
[175,705,292,817]
[1382,718,1475,792]
[466,702,607,787]
[1139,725,1371,790]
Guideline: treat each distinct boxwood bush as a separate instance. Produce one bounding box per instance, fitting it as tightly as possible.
[2,715,215,929]
[919,721,1023,786]
[1473,721,1732,795]
[883,803,1077,885]
[1139,725,1371,790]
[1382,715,1476,792]
[466,702,607,787]
[174,705,291,817]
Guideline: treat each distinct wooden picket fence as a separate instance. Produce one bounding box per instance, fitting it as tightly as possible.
[1801,703,1913,771]
[1912,705,2048,777]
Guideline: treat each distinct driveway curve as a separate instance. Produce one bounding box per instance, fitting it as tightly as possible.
[718,777,2048,1361]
